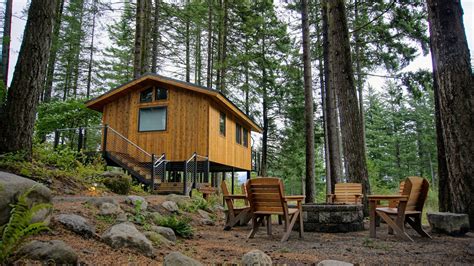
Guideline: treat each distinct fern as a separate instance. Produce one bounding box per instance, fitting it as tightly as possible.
[0,186,52,263]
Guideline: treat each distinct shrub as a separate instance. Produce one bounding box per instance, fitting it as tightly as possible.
[0,186,52,263]
[156,215,193,238]
[179,197,212,213]
[103,177,131,195]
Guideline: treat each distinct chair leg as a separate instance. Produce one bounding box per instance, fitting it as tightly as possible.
[266,215,272,235]
[388,226,394,235]
[299,211,304,238]
[377,211,414,242]
[248,215,261,239]
[281,211,300,242]
[278,215,282,225]
[406,215,432,239]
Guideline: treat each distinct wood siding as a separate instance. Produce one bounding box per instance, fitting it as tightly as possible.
[208,101,251,170]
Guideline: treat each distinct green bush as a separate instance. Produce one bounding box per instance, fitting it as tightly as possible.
[0,186,52,263]
[179,197,214,213]
[103,176,131,195]
[156,215,193,238]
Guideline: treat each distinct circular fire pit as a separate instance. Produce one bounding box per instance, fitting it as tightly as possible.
[295,203,364,233]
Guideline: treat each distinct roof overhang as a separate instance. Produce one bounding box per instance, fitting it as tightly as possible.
[85,74,263,133]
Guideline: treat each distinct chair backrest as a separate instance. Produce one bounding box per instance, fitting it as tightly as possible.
[333,183,362,204]
[401,176,429,212]
[221,182,235,210]
[246,177,286,214]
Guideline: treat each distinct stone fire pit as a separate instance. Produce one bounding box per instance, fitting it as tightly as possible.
[294,203,364,233]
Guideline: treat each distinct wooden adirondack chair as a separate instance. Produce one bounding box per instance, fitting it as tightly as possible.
[246,177,305,242]
[370,176,431,242]
[326,183,363,204]
[221,182,251,230]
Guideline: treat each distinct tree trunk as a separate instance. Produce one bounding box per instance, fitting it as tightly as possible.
[0,0,56,157]
[185,0,190,82]
[133,0,151,78]
[327,0,370,210]
[219,0,228,94]
[43,0,64,102]
[301,0,315,203]
[322,0,342,194]
[427,0,474,228]
[151,0,160,73]
[206,0,213,88]
[86,0,97,99]
[260,27,268,177]
[0,0,12,87]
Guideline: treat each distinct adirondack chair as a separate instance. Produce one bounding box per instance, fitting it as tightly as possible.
[246,177,305,242]
[221,182,251,230]
[326,183,363,204]
[369,176,431,242]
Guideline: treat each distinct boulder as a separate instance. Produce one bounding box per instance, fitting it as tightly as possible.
[144,231,174,246]
[17,240,78,264]
[200,219,215,226]
[197,209,212,220]
[55,214,95,237]
[162,201,179,213]
[165,194,191,205]
[241,249,272,266]
[101,222,153,257]
[467,242,474,256]
[427,212,470,236]
[126,195,148,211]
[116,212,128,222]
[317,260,354,266]
[86,197,119,208]
[99,202,123,215]
[164,252,203,266]
[150,225,176,242]
[0,171,52,226]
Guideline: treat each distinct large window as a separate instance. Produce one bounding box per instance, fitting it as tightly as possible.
[138,107,167,132]
[236,124,242,144]
[140,88,153,103]
[155,87,168,100]
[243,128,248,147]
[219,112,226,136]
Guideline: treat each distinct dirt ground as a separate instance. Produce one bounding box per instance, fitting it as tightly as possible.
[18,196,474,265]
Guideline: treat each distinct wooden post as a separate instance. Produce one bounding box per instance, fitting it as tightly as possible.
[184,161,188,196]
[246,170,251,180]
[102,124,108,155]
[53,130,59,149]
[77,127,83,152]
[151,154,155,193]
[231,168,235,194]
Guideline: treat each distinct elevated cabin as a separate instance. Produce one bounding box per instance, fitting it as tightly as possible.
[86,74,262,194]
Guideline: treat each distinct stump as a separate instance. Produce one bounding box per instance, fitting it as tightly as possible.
[427,212,470,236]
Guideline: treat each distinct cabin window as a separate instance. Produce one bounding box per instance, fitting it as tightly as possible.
[140,88,153,103]
[138,106,167,131]
[243,128,249,147]
[219,112,226,136]
[236,124,242,144]
[155,87,168,100]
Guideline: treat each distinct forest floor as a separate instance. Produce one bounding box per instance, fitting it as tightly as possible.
[20,195,474,265]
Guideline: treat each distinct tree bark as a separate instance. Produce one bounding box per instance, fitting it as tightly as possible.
[86,0,98,99]
[151,0,160,73]
[301,0,315,203]
[206,0,213,88]
[353,0,366,152]
[185,0,190,82]
[427,0,474,228]
[0,0,56,157]
[219,0,228,94]
[133,0,151,78]
[327,0,370,210]
[322,0,342,194]
[0,0,12,87]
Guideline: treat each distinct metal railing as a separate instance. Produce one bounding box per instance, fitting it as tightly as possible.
[183,152,209,196]
[153,153,169,185]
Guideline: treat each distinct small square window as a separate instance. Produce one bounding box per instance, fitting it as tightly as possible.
[243,128,249,147]
[236,124,242,144]
[155,87,168,100]
[140,88,153,103]
[219,112,226,136]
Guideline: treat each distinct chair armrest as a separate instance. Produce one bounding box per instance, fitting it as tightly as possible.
[284,195,305,202]
[223,195,247,200]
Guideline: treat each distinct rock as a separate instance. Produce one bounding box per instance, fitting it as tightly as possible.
[86,197,119,208]
[126,195,148,211]
[116,212,128,222]
[101,222,153,257]
[101,171,124,178]
[200,218,215,226]
[150,225,176,242]
[162,201,179,213]
[17,240,78,264]
[55,214,95,237]
[0,171,52,226]
[197,209,212,220]
[99,202,123,215]
[164,251,203,266]
[427,212,470,236]
[467,242,474,256]
[242,249,272,265]
[317,260,354,266]
[144,231,174,246]
[165,194,191,205]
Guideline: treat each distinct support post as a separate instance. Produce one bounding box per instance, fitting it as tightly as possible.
[53,130,59,150]
[231,168,235,194]
[151,154,155,193]
[246,170,251,181]
[102,124,108,155]
[77,127,83,152]
[184,162,188,195]
[193,152,197,189]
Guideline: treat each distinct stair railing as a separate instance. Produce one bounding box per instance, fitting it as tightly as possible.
[184,152,209,196]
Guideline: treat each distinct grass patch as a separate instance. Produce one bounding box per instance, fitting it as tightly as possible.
[155,215,193,238]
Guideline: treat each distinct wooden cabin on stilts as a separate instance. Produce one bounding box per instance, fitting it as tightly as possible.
[85,74,262,195]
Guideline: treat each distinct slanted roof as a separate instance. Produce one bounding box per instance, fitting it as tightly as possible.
[85,73,263,133]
